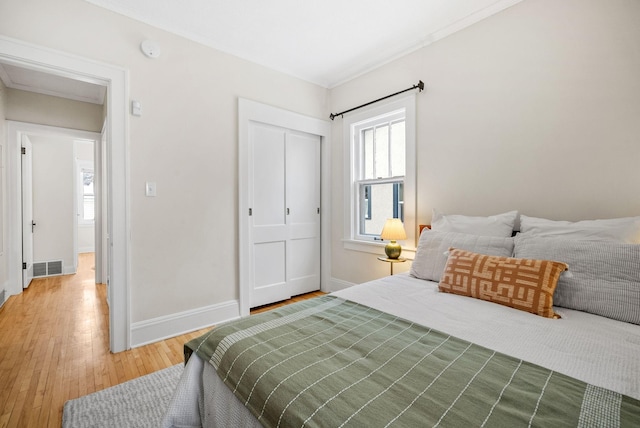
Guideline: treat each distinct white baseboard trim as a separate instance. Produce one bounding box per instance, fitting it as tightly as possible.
[131,299,241,348]
[64,265,76,275]
[326,277,356,293]
[78,247,95,253]
[0,285,6,308]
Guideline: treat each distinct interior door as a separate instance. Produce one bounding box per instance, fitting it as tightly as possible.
[286,131,321,296]
[21,135,34,289]
[249,123,289,307]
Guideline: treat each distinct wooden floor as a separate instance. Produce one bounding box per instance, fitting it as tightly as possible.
[0,253,324,427]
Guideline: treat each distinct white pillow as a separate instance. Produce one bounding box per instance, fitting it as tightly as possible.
[431,209,518,237]
[519,215,640,243]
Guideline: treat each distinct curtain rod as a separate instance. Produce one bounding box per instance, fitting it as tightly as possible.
[329,80,424,120]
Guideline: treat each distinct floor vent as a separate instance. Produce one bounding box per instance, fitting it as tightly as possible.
[33,260,64,277]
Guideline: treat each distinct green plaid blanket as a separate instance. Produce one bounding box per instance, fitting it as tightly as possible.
[185,296,640,427]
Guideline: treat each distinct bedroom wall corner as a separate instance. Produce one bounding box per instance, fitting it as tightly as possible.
[328,0,640,285]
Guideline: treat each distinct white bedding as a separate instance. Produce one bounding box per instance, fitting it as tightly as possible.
[162,274,640,427]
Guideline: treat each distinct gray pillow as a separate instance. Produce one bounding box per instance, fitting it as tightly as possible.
[514,235,640,325]
[519,215,640,243]
[410,230,514,282]
[431,209,518,237]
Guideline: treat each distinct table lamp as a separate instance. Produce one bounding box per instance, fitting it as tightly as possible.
[380,218,407,259]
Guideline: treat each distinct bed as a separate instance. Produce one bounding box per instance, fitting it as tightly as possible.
[162,212,640,427]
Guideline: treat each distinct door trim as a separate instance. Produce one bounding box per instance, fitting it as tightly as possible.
[21,134,33,289]
[1,35,131,353]
[238,98,331,317]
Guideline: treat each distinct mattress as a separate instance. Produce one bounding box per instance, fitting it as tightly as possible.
[161,274,640,427]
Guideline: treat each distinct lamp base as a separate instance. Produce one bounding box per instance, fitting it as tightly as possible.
[385,241,402,259]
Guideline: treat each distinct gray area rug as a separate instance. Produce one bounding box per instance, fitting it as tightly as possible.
[62,364,183,428]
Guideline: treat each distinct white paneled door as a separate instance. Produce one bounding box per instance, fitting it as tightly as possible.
[286,131,321,297]
[249,123,321,308]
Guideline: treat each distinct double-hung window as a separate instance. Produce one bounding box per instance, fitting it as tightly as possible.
[344,95,416,254]
[356,112,405,238]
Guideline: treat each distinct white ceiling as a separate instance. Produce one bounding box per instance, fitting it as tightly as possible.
[86,0,523,88]
[0,0,522,104]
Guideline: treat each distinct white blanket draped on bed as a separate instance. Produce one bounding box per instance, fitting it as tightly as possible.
[161,274,640,427]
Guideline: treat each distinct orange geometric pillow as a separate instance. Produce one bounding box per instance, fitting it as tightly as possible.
[439,248,568,319]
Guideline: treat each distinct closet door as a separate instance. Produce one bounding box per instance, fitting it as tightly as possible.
[248,124,321,308]
[286,131,321,296]
[250,123,289,307]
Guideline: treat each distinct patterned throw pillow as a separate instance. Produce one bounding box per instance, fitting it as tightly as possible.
[439,249,568,319]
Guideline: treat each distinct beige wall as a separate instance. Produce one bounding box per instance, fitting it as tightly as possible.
[0,0,328,325]
[329,0,640,284]
[29,135,75,269]
[6,89,103,132]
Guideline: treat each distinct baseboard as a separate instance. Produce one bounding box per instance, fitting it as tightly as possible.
[130,299,241,348]
[326,277,356,293]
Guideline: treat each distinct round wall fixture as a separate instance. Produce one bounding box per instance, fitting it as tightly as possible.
[140,40,161,58]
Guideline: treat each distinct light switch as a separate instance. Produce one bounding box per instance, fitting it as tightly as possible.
[145,182,157,197]
[131,100,142,117]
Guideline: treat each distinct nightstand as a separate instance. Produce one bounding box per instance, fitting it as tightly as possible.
[377,256,407,275]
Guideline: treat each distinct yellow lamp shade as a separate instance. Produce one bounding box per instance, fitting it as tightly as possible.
[380,218,407,241]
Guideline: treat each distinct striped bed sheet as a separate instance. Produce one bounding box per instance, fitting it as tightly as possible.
[162,274,640,427]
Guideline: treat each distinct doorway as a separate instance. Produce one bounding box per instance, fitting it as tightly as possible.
[0,35,130,352]
[19,129,100,288]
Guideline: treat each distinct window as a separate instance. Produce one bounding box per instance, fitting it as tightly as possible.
[77,160,94,224]
[356,113,405,238]
[343,95,416,254]
[82,169,95,221]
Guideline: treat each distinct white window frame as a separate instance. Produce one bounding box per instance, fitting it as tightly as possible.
[343,94,416,258]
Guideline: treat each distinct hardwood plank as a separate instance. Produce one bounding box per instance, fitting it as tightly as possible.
[0,252,324,427]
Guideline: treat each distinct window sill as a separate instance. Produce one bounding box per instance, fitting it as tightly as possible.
[342,239,416,260]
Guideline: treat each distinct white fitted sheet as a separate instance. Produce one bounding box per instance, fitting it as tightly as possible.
[162,274,640,427]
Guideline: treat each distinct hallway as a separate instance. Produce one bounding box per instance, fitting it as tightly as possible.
[0,253,208,427]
